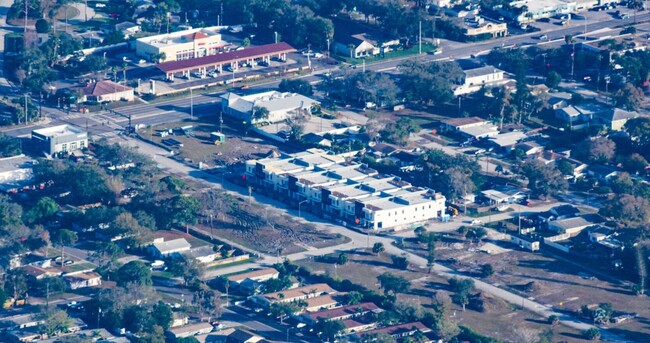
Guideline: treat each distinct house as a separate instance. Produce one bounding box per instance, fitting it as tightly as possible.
[249,283,336,307]
[333,30,400,59]
[115,21,141,38]
[166,322,214,339]
[550,205,580,219]
[64,272,102,290]
[227,268,280,286]
[0,154,35,193]
[226,329,264,343]
[480,185,527,204]
[36,329,128,343]
[148,238,192,258]
[304,293,344,312]
[302,133,332,147]
[588,165,619,182]
[514,142,543,156]
[592,108,639,131]
[79,80,135,103]
[342,317,377,334]
[510,235,540,252]
[454,66,506,95]
[301,302,381,325]
[548,92,573,110]
[21,265,62,280]
[358,322,431,340]
[367,143,400,158]
[0,312,45,331]
[548,214,602,235]
[488,131,528,152]
[440,117,489,132]
[171,313,190,328]
[184,245,220,264]
[588,226,624,251]
[221,91,320,124]
[32,125,88,155]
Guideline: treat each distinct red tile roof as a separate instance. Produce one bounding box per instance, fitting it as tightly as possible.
[156,42,296,73]
[185,32,208,40]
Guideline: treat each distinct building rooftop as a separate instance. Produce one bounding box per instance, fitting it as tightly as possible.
[459,124,499,138]
[32,125,86,138]
[441,116,487,128]
[152,238,191,254]
[167,322,213,335]
[260,283,335,302]
[359,321,430,337]
[157,42,296,73]
[489,131,528,148]
[306,302,380,322]
[464,66,502,79]
[550,215,602,230]
[227,268,279,283]
[82,80,132,97]
[304,293,344,311]
[137,26,223,47]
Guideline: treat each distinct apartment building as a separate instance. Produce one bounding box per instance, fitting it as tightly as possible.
[245,150,446,230]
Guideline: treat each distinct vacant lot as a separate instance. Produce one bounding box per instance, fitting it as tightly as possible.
[142,115,278,168]
[403,230,650,342]
[296,248,588,342]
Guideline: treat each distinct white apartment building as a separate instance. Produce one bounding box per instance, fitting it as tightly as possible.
[31,125,88,155]
[245,150,446,230]
[454,66,506,96]
[135,26,226,62]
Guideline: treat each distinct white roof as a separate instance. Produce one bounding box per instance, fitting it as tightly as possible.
[459,124,499,138]
[153,238,191,253]
[489,131,527,147]
[32,124,85,137]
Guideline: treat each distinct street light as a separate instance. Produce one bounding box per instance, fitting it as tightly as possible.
[298,200,308,218]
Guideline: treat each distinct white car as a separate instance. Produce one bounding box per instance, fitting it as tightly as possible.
[95,3,106,8]
[470,219,483,226]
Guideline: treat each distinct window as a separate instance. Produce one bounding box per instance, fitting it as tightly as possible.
[61,143,67,152]
[80,141,85,148]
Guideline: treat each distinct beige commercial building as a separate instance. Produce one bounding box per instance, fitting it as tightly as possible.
[135,26,226,62]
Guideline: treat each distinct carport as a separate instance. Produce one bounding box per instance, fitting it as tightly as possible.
[156,42,296,80]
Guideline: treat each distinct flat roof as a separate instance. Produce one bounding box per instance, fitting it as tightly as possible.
[261,283,335,302]
[32,125,85,137]
[441,116,487,127]
[0,155,34,173]
[464,66,502,78]
[227,268,279,282]
[489,131,527,147]
[152,238,191,253]
[156,42,296,73]
[137,26,223,47]
[459,124,499,138]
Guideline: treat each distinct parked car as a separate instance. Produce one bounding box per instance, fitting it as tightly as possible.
[470,219,483,226]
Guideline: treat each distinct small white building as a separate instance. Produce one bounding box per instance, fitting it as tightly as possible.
[31,125,88,155]
[64,272,102,290]
[148,238,192,258]
[454,66,505,95]
[221,91,320,124]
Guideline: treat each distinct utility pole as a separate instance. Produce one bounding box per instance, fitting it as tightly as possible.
[219,111,223,133]
[220,2,224,26]
[24,0,28,33]
[190,87,194,120]
[419,20,422,54]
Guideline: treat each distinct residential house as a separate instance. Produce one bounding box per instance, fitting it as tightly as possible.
[440,117,489,132]
[550,205,581,219]
[301,302,381,325]
[148,238,192,258]
[358,322,431,340]
[592,108,639,131]
[333,29,400,59]
[480,185,527,205]
[367,143,400,159]
[227,268,280,287]
[36,329,128,343]
[588,165,619,182]
[588,226,624,251]
[226,329,264,343]
[510,235,540,252]
[79,80,135,103]
[115,22,141,38]
[166,322,214,339]
[514,142,543,156]
[171,313,190,328]
[184,246,220,264]
[548,214,602,235]
[454,66,506,95]
[488,131,528,152]
[249,283,336,308]
[548,92,572,110]
[303,293,345,312]
[21,265,62,280]
[342,317,377,334]
[64,272,102,290]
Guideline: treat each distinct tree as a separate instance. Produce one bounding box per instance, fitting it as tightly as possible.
[337,252,349,265]
[520,160,568,199]
[377,272,411,296]
[426,235,436,274]
[152,301,173,330]
[545,71,561,89]
[398,60,462,105]
[35,18,50,33]
[391,255,409,269]
[344,291,364,305]
[264,276,292,293]
[512,326,541,343]
[38,310,73,337]
[167,254,203,287]
[24,197,58,224]
[372,242,385,256]
[251,106,270,122]
[548,314,560,326]
[480,264,494,278]
[583,137,616,163]
[314,319,344,341]
[117,261,152,287]
[278,79,313,95]
[0,134,22,157]
[556,159,575,176]
[443,166,476,201]
[584,328,601,340]
[465,227,487,243]
[107,212,153,248]
[600,194,650,227]
[53,229,77,268]
[614,83,644,111]
[625,117,650,150]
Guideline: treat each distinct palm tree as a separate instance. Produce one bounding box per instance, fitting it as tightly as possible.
[372,242,385,256]
[348,44,356,60]
[252,106,269,122]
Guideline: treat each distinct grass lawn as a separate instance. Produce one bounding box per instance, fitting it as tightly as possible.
[207,259,252,270]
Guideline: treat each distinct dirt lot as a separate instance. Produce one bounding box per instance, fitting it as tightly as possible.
[141,115,278,168]
[404,231,650,342]
[296,248,588,342]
